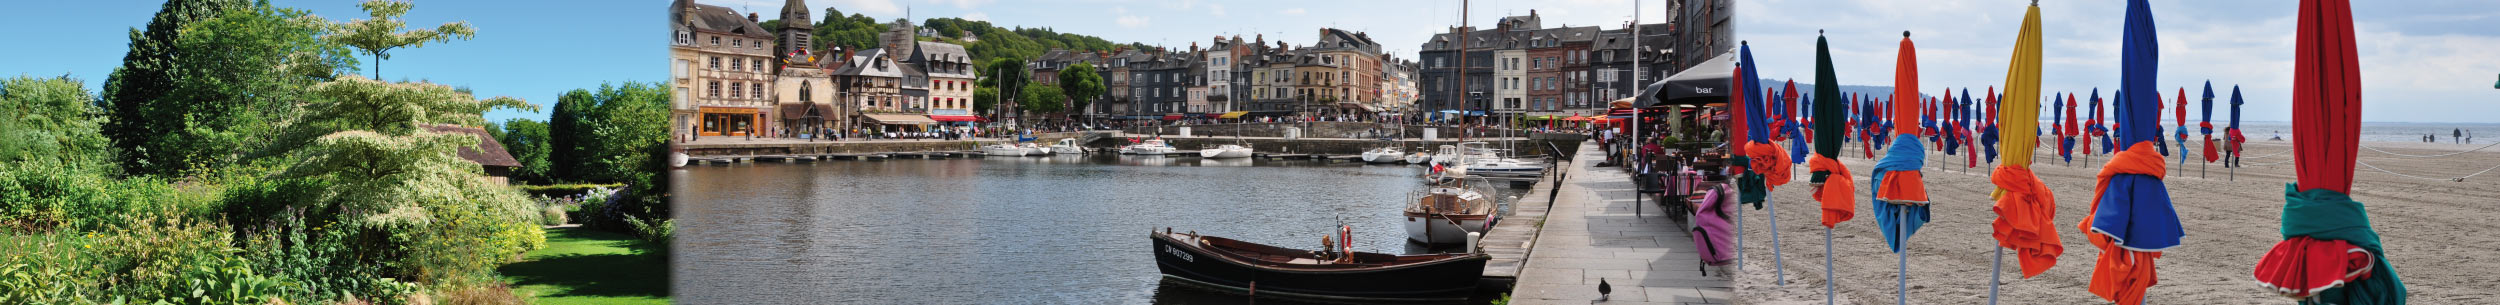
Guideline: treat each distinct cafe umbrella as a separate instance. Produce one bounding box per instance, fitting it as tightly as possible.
[2075,1,2185,304]
[1807,30,1858,305]
[1988,4,2063,305]
[2251,0,2406,303]
[1869,31,1933,305]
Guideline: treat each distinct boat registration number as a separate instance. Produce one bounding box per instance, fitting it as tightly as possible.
[1164,245,1195,262]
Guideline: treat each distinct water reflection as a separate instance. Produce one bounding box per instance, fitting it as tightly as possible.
[670,154,1525,304]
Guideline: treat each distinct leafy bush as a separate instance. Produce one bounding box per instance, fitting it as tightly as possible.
[538,205,567,227]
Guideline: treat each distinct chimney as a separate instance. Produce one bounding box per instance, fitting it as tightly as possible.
[748,13,759,22]
[1190,42,1199,53]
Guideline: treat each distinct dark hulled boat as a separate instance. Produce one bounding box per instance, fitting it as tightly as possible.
[1149,229,1490,302]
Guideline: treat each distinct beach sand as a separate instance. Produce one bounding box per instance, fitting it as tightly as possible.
[1726,139,2500,304]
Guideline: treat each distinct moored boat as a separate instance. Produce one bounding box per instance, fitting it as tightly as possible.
[1122,139,1178,155]
[1405,185,1494,244]
[1199,144,1253,159]
[1050,138,1086,154]
[981,143,1028,156]
[1149,228,1488,301]
[1404,152,1431,164]
[1360,146,1405,163]
[1019,143,1052,156]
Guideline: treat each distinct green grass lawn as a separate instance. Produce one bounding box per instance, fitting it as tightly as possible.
[498,226,670,305]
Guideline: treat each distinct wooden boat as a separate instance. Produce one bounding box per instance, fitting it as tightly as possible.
[1150,228,1489,301]
[1405,185,1494,244]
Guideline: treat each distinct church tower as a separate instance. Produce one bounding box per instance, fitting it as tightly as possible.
[774,0,813,72]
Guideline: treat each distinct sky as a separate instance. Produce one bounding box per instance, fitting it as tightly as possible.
[710,0,1673,64]
[0,0,665,124]
[1737,0,2500,123]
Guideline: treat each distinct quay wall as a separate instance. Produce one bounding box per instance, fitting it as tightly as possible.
[680,140,991,157]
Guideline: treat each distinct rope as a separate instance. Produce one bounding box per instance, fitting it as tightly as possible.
[2358,141,2500,158]
[2355,159,2500,181]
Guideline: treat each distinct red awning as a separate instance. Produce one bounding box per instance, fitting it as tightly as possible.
[930,115,980,122]
[1161,114,1183,120]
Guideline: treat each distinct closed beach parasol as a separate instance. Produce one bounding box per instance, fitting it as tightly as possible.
[1734,42,1793,280]
[1984,86,2002,165]
[2058,93,2073,164]
[2076,1,2185,304]
[2066,94,2080,164]
[2252,0,2406,303]
[1791,84,1812,165]
[1871,30,1933,305]
[2228,85,2247,168]
[2175,87,2189,167]
[1988,5,2062,305]
[2201,82,2219,168]
[1808,30,1857,304]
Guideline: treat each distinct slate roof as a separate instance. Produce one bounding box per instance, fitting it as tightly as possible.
[674,2,770,38]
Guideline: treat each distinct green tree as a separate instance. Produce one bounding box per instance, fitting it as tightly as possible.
[496,118,553,184]
[1057,62,1104,115]
[1020,85,1065,114]
[326,0,475,79]
[984,57,1029,120]
[973,86,999,116]
[104,1,357,177]
[262,75,542,285]
[1,75,113,170]
[546,89,591,183]
[100,0,243,177]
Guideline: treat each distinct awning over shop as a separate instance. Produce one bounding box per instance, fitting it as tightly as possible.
[1640,50,1737,108]
[779,103,835,120]
[928,115,980,122]
[1161,114,1184,120]
[1218,111,1250,119]
[863,114,936,125]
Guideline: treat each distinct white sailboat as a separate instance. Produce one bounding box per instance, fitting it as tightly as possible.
[1199,144,1253,159]
[1404,152,1432,164]
[1050,138,1085,154]
[1120,139,1177,155]
[1360,146,1405,163]
[1018,142,1051,156]
[981,143,1028,156]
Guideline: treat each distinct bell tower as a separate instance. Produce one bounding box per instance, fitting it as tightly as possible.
[774,0,813,71]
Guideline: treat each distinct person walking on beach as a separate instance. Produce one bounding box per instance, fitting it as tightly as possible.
[2457,128,2465,144]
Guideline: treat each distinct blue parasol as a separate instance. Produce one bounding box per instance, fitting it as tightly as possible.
[2078,1,2184,304]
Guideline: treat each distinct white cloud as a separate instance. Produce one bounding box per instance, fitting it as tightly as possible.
[1117,15,1151,28]
[925,0,990,9]
[962,12,989,22]
[1210,4,1226,16]
[834,0,903,16]
[1281,8,1307,16]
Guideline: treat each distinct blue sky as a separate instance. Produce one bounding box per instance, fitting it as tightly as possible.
[1,0,665,123]
[712,0,1673,65]
[1738,0,2500,123]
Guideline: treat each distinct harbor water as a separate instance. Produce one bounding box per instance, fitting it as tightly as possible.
[670,154,1529,304]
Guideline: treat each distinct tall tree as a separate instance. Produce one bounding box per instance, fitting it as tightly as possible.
[327,0,475,79]
[983,57,1029,121]
[1058,62,1104,115]
[546,89,591,183]
[496,119,552,184]
[105,1,357,177]
[100,0,246,176]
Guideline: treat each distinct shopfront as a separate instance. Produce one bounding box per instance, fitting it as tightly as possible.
[698,106,765,136]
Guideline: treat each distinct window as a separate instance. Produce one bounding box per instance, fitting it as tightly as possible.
[731,58,743,71]
[752,83,764,99]
[708,81,721,97]
[732,39,741,49]
[711,36,720,46]
[709,57,721,69]
[729,81,743,98]
[754,59,765,71]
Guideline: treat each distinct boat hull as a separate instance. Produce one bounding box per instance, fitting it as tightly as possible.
[1150,233,1487,301]
[1361,152,1402,163]
[1403,213,1491,244]
[982,146,1027,156]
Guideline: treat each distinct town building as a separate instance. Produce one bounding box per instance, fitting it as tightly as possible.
[670,0,778,137]
[911,41,978,123]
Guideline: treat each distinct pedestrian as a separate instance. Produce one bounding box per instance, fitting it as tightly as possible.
[2457,128,2465,144]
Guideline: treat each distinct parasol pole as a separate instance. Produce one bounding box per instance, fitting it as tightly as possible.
[1824,226,1834,305]
[1896,207,1910,305]
[1989,242,2003,305]
[1771,196,1786,284]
